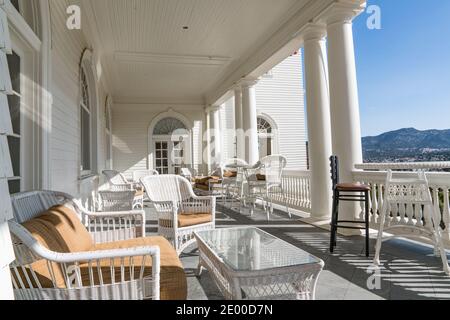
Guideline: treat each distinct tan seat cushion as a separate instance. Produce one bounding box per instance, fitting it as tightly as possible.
[223,170,237,178]
[135,190,145,197]
[178,212,212,228]
[92,237,187,300]
[195,184,210,191]
[256,174,266,181]
[194,177,210,186]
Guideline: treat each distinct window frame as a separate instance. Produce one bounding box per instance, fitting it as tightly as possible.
[80,66,92,177]
[257,114,278,158]
[105,96,113,170]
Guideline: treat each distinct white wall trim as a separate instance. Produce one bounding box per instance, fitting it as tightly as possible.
[79,48,100,180]
[147,108,194,171]
[3,0,40,52]
[38,0,52,189]
[257,112,280,155]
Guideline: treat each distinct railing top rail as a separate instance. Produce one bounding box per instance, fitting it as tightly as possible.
[353,170,450,187]
[282,169,310,177]
[355,162,450,171]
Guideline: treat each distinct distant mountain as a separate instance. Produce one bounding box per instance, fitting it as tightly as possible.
[362,128,450,162]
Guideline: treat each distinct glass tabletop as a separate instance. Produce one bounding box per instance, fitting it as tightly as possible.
[195,227,321,271]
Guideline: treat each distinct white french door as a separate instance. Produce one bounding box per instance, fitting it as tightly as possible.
[154,139,185,175]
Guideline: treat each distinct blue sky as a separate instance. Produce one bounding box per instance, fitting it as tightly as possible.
[353,0,450,137]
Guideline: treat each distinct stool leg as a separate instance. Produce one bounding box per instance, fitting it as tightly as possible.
[365,191,370,257]
[330,190,339,253]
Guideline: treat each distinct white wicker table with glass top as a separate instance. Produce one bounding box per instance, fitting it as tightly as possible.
[194,227,324,300]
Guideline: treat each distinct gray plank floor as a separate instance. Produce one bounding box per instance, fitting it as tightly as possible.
[143,200,450,300]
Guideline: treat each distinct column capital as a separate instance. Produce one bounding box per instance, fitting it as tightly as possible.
[302,23,327,42]
[205,105,222,114]
[318,1,366,26]
[237,77,259,89]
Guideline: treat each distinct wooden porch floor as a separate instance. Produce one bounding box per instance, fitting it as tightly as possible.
[143,201,450,300]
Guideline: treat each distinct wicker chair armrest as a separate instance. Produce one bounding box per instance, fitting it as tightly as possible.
[110,183,134,191]
[84,210,145,219]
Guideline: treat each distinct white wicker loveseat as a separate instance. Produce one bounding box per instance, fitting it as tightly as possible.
[141,175,216,255]
[8,191,187,300]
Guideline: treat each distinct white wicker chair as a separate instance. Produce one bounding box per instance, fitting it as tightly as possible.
[132,170,159,184]
[140,175,216,255]
[102,170,144,209]
[242,155,290,220]
[373,170,450,274]
[8,190,160,300]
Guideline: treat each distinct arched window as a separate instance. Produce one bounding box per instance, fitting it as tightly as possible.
[153,117,187,135]
[80,67,92,175]
[257,116,276,158]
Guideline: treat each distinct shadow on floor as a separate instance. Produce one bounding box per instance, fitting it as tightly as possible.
[145,202,450,300]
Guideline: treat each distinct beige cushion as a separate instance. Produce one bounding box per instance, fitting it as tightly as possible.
[223,170,237,178]
[93,237,187,300]
[178,212,212,228]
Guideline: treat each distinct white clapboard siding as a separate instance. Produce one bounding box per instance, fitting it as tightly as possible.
[49,0,86,195]
[222,53,308,169]
[0,0,15,300]
[255,53,307,170]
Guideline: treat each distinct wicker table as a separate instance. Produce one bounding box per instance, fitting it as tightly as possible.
[194,227,324,300]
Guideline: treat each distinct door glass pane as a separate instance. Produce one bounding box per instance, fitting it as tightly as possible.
[8,136,20,177]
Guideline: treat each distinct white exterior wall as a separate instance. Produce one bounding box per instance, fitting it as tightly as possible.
[49,0,109,201]
[255,53,307,170]
[112,104,206,179]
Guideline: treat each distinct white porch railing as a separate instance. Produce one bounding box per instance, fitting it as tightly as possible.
[271,170,311,213]
[353,169,450,247]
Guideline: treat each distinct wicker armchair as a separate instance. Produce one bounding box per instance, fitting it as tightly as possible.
[102,170,144,209]
[140,175,216,255]
[8,191,161,300]
[243,155,290,220]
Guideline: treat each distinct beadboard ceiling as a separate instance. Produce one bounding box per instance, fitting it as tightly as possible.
[82,0,308,103]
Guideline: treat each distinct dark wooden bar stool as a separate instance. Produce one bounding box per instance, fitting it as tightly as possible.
[329,156,371,257]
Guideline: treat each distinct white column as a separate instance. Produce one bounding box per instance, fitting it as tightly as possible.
[208,106,222,167]
[234,87,245,160]
[327,11,363,223]
[241,80,259,165]
[303,26,333,220]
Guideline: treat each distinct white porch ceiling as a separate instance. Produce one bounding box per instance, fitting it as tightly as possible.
[82,0,310,103]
